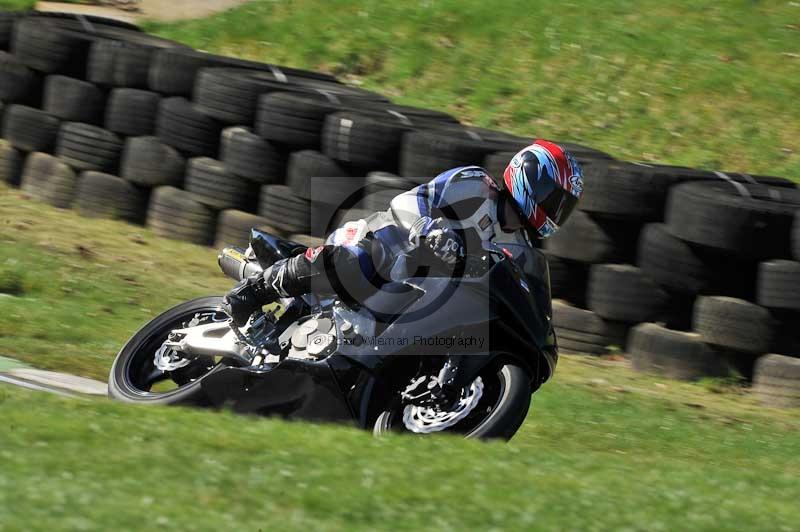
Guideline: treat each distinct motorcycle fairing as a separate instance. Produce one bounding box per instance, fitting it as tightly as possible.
[201,232,554,428]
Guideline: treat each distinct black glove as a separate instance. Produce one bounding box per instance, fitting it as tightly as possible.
[408,216,465,266]
[424,225,465,266]
[222,275,273,327]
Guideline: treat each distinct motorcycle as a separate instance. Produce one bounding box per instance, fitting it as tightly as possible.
[108,228,557,440]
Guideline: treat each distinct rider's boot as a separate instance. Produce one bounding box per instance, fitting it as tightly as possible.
[222,252,323,327]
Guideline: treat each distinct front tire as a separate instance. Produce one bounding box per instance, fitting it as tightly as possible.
[373,362,532,440]
[108,296,231,405]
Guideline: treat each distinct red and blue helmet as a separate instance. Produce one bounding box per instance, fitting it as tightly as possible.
[502,140,584,239]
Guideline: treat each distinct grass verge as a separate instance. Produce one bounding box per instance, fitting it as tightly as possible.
[2,363,799,530]
[0,184,231,379]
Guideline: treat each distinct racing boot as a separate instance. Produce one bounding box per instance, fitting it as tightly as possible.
[223,252,324,327]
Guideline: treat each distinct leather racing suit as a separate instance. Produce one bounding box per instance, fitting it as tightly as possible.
[229,166,558,359]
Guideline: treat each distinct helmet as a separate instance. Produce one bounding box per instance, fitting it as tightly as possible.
[502,139,584,238]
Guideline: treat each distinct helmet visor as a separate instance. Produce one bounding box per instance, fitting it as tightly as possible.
[536,186,579,227]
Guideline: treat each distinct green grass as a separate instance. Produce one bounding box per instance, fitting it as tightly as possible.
[0,0,34,9]
[2,363,800,530]
[0,184,231,379]
[146,0,800,180]
[2,184,800,530]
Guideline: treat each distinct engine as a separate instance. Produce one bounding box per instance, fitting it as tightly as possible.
[281,315,338,360]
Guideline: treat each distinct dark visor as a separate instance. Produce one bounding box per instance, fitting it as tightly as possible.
[537,186,579,227]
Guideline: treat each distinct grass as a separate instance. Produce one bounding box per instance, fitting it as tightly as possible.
[0,0,34,9]
[145,0,800,181]
[0,184,231,379]
[2,184,800,529]
[2,359,800,530]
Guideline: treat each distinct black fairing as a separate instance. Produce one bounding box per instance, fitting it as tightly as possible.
[202,232,554,429]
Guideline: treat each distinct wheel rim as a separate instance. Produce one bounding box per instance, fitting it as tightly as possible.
[402,378,484,433]
[122,307,229,397]
[388,366,507,435]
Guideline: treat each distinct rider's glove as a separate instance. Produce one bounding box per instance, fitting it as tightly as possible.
[222,275,272,327]
[409,216,465,266]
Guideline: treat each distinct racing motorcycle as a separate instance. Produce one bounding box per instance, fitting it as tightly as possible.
[108,228,557,439]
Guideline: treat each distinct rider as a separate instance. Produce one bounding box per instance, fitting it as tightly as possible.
[222,139,584,328]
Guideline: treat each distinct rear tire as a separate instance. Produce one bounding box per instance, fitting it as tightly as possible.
[108,296,230,405]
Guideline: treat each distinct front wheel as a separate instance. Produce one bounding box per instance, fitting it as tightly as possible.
[373,362,532,440]
[108,296,233,405]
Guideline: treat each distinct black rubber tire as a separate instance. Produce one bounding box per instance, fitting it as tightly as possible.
[75,171,148,223]
[108,296,230,405]
[693,296,776,354]
[12,17,177,76]
[155,97,222,157]
[286,150,351,201]
[552,299,628,355]
[42,75,105,124]
[20,152,77,208]
[255,91,351,149]
[148,48,339,96]
[544,210,639,264]
[752,354,800,408]
[258,184,312,235]
[628,323,731,381]
[792,212,800,261]
[120,136,186,187]
[3,104,60,152]
[587,264,669,323]
[0,138,23,186]
[0,12,19,50]
[104,88,160,136]
[12,17,96,75]
[373,362,532,440]
[146,186,216,245]
[88,39,173,88]
[220,126,286,184]
[56,122,123,173]
[666,181,800,260]
[0,51,39,103]
[363,171,415,211]
[636,223,715,295]
[554,141,615,162]
[544,253,588,306]
[184,157,259,211]
[579,161,677,221]
[19,152,55,199]
[321,111,413,171]
[482,151,514,184]
[195,68,383,126]
[400,128,526,178]
[756,260,800,311]
[214,209,274,249]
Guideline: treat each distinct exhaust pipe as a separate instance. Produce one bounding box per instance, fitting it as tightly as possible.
[218,247,264,281]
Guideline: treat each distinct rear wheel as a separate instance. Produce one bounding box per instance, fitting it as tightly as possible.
[108,296,234,405]
[373,362,532,440]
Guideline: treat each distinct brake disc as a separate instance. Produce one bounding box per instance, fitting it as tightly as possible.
[402,377,484,434]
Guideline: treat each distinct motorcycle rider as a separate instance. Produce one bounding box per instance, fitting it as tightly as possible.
[222,139,584,330]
